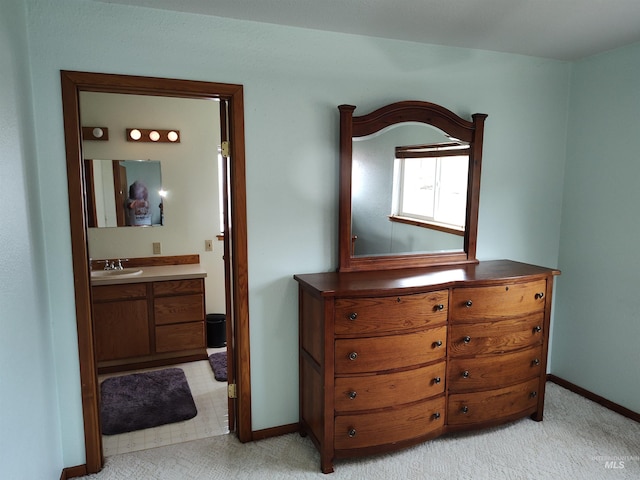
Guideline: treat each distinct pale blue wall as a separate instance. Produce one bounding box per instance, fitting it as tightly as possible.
[3,0,575,471]
[0,0,62,477]
[553,42,640,413]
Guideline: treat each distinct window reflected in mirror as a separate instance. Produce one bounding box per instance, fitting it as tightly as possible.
[351,123,467,257]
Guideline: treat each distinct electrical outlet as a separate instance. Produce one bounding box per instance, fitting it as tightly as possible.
[205,239,213,252]
[153,242,161,255]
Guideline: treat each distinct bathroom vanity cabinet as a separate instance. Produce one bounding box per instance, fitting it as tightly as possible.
[294,260,559,473]
[92,271,207,373]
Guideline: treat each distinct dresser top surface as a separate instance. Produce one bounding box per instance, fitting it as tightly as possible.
[294,260,560,297]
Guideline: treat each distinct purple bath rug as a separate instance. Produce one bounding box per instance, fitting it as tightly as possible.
[100,367,197,435]
[208,352,227,382]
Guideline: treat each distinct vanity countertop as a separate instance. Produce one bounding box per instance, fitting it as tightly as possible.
[90,263,207,286]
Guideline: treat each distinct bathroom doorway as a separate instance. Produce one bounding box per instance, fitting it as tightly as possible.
[61,71,251,475]
[79,90,230,456]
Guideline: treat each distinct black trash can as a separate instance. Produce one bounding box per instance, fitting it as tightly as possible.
[206,313,226,348]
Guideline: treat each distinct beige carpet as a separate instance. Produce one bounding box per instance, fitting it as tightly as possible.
[76,383,639,479]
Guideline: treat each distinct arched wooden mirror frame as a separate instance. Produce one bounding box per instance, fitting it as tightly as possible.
[60,70,251,474]
[338,101,488,272]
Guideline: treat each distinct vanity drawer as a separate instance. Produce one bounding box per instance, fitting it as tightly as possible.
[154,294,205,325]
[335,361,445,413]
[334,291,448,335]
[450,280,546,323]
[447,378,540,426]
[153,278,204,296]
[334,396,445,450]
[448,314,544,356]
[447,346,543,393]
[92,283,147,302]
[155,322,205,352]
[335,326,447,374]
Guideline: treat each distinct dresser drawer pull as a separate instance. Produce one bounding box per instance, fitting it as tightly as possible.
[435,304,445,311]
[462,370,470,378]
[348,312,358,321]
[464,300,473,308]
[461,406,469,414]
[532,358,540,366]
[433,377,441,384]
[463,336,471,344]
[433,340,443,348]
[348,391,357,400]
[533,325,542,333]
[348,428,357,438]
[530,391,538,398]
[433,412,441,420]
[535,292,545,299]
[348,352,358,361]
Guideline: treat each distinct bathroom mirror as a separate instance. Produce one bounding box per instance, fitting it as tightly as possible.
[85,159,163,227]
[338,101,487,272]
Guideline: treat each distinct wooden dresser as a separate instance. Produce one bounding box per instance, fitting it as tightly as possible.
[294,260,559,473]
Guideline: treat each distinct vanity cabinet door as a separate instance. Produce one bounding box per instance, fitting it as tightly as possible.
[92,285,151,362]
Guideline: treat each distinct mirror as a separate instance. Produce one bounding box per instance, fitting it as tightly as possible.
[85,159,163,227]
[338,101,487,272]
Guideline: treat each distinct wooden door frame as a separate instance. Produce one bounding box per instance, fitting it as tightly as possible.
[60,70,252,474]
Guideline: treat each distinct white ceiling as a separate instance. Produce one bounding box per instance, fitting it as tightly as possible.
[96,0,640,60]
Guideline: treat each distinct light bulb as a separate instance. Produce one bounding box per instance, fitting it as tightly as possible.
[92,127,104,138]
[129,129,142,140]
[167,131,179,142]
[149,131,160,142]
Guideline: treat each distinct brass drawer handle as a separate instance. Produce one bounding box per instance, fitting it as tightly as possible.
[348,428,357,438]
[348,391,357,400]
[535,292,545,300]
[462,370,470,378]
[533,325,542,333]
[348,312,358,321]
[532,358,540,366]
[433,412,441,420]
[433,377,441,384]
[348,352,358,361]
[435,304,445,311]
[461,406,469,414]
[465,300,473,308]
[530,391,538,398]
[463,336,471,344]
[433,340,443,348]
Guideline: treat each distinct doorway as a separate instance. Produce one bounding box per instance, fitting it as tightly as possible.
[61,71,252,474]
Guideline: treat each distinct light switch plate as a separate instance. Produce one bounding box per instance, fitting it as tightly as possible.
[153,242,161,255]
[205,239,213,252]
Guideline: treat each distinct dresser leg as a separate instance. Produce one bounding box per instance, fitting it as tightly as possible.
[321,457,334,474]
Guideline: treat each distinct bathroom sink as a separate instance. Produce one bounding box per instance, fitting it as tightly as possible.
[91,268,143,278]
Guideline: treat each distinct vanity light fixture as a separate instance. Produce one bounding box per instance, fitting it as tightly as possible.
[82,126,109,141]
[126,128,181,143]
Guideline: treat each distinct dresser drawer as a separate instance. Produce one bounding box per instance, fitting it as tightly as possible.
[335,326,447,374]
[335,361,445,413]
[447,378,540,425]
[448,314,544,356]
[334,396,445,450]
[335,291,448,335]
[447,346,543,393]
[450,280,546,323]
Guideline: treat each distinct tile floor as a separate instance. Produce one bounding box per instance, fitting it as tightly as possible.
[99,347,229,457]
